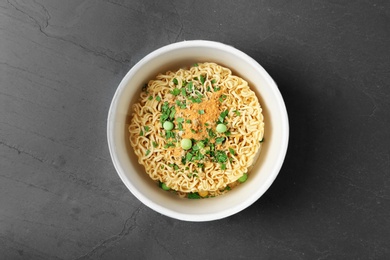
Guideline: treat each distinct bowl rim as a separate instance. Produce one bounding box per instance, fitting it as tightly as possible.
[107,40,289,221]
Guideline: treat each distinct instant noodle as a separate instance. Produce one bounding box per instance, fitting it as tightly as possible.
[129,62,264,198]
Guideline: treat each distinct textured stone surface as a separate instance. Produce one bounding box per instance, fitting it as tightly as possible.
[1,0,389,259]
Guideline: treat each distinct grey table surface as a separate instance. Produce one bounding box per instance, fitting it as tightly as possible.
[1,0,389,259]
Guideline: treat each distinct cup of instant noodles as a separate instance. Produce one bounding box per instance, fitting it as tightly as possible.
[107,40,289,221]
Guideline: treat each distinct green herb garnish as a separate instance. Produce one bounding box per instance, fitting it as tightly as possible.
[207,128,216,138]
[192,144,200,151]
[218,110,229,123]
[192,150,204,161]
[160,102,173,124]
[215,137,225,145]
[187,81,194,92]
[185,152,193,162]
[178,123,183,131]
[200,75,205,85]
[215,150,228,163]
[188,96,202,104]
[168,163,179,170]
[164,142,175,148]
[181,88,187,97]
[164,130,175,139]
[188,192,201,199]
[169,106,176,120]
[219,95,227,102]
[171,88,180,96]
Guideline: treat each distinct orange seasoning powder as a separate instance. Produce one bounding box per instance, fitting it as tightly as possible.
[176,90,223,140]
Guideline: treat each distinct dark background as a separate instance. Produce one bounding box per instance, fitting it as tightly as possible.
[1,0,389,259]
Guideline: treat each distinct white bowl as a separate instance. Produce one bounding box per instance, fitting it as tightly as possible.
[107,40,289,222]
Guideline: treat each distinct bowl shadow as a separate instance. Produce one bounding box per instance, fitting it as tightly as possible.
[250,57,321,211]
